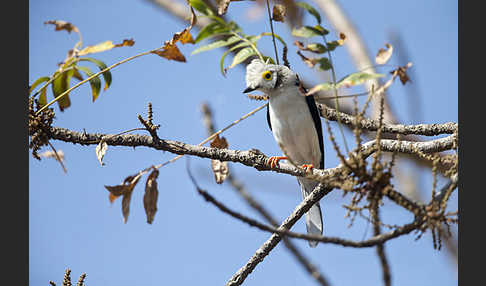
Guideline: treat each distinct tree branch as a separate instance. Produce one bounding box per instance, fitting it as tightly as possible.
[318,104,457,136]
[45,126,456,185]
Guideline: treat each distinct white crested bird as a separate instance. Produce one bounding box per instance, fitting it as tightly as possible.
[243,58,324,247]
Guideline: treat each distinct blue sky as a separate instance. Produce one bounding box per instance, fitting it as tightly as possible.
[29,0,457,285]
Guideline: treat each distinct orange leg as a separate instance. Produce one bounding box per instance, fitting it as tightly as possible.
[267,156,288,168]
[300,164,314,173]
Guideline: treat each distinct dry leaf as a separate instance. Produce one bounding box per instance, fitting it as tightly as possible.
[210,135,228,149]
[105,185,126,203]
[272,4,286,22]
[338,32,346,44]
[210,135,229,184]
[104,174,142,205]
[78,39,135,56]
[44,20,80,34]
[143,169,159,224]
[211,160,229,184]
[152,7,196,62]
[39,150,65,161]
[115,39,135,48]
[95,140,108,166]
[104,174,142,222]
[376,43,393,65]
[152,43,186,62]
[121,189,134,224]
[296,51,317,68]
[391,62,412,85]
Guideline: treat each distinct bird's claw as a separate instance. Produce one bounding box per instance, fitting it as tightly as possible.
[300,164,314,173]
[267,156,288,168]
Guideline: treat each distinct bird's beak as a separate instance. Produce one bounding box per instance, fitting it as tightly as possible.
[243,86,256,93]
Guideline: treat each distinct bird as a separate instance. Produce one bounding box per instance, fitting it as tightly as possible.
[243,58,324,247]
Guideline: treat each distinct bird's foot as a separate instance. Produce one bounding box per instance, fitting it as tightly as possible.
[267,156,288,168]
[300,164,314,173]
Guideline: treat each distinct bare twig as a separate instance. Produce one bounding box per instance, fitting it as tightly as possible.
[225,183,333,286]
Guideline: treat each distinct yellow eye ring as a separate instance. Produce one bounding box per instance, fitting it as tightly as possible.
[262,71,273,81]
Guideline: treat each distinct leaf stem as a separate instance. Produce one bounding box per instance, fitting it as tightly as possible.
[231,32,264,62]
[265,0,279,64]
[35,47,163,115]
[323,33,350,153]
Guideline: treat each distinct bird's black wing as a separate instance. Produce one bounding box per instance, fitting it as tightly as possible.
[266,105,272,131]
[303,89,325,169]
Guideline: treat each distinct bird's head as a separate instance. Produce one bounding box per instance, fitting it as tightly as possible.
[243,59,296,95]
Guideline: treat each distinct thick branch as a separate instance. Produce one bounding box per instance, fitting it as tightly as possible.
[46,126,456,184]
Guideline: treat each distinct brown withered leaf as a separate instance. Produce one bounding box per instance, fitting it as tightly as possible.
[143,169,159,224]
[44,20,80,34]
[376,43,393,65]
[121,174,142,223]
[294,41,306,50]
[210,135,229,184]
[210,135,228,149]
[115,39,135,48]
[152,43,186,62]
[105,185,126,203]
[121,189,134,224]
[104,174,142,205]
[152,7,195,62]
[272,4,286,22]
[296,51,317,68]
[390,62,412,85]
[95,140,108,166]
[78,39,135,56]
[217,0,231,15]
[339,32,346,43]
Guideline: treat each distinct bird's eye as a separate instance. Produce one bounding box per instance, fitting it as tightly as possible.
[262,71,273,81]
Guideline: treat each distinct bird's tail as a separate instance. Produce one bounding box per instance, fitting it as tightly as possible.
[297,177,323,247]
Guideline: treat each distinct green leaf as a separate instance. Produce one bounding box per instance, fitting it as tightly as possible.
[337,72,385,88]
[228,47,256,69]
[205,15,226,25]
[307,82,336,95]
[51,70,73,111]
[79,57,112,91]
[191,36,240,55]
[29,76,50,94]
[291,26,326,38]
[260,32,287,47]
[220,41,252,75]
[262,56,275,64]
[194,22,230,43]
[313,25,329,35]
[317,57,332,71]
[75,66,102,102]
[325,40,343,52]
[38,88,47,107]
[296,2,321,24]
[189,0,213,16]
[306,43,327,53]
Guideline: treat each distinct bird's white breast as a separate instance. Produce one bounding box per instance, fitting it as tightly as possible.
[268,86,321,167]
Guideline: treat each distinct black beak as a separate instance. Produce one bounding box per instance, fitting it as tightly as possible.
[243,86,256,93]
